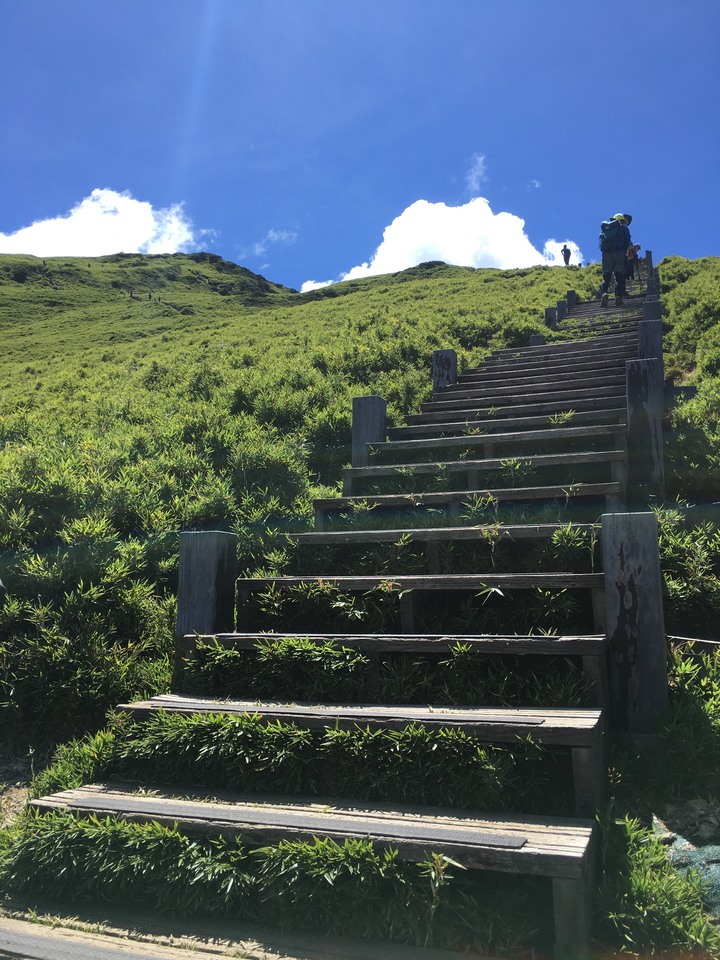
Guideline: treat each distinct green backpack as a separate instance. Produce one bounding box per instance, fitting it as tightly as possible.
[599,219,626,252]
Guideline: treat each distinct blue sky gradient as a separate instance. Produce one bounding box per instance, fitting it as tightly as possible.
[1,1,718,290]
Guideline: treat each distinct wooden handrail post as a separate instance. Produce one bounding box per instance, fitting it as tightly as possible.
[566,290,577,310]
[645,250,653,272]
[529,334,545,346]
[352,395,386,468]
[642,300,662,321]
[646,268,660,298]
[556,299,568,322]
[432,349,457,390]
[602,512,667,732]
[626,358,665,502]
[544,306,557,329]
[176,530,238,638]
[638,318,664,384]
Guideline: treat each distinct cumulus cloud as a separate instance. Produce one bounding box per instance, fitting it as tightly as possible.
[0,188,200,257]
[301,196,584,291]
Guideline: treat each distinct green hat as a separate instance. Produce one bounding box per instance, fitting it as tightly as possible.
[613,213,632,224]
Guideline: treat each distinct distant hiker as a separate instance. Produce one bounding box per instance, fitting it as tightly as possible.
[626,243,641,281]
[599,213,632,307]
[561,244,571,266]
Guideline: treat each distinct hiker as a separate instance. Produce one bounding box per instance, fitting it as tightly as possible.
[626,243,641,281]
[561,244,571,266]
[599,213,632,307]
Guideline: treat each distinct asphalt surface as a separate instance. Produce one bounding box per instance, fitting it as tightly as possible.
[0,918,245,960]
[0,915,481,960]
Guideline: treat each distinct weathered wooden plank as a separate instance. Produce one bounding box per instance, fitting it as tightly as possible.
[409,396,626,423]
[478,347,636,371]
[342,449,625,482]
[436,374,625,402]
[31,785,594,877]
[237,573,605,591]
[314,482,619,514]
[119,695,603,745]
[374,424,624,456]
[175,531,238,639]
[352,396,386,468]
[389,409,626,439]
[625,358,665,502]
[432,349,457,389]
[460,359,630,382]
[553,871,591,958]
[287,522,599,546]
[421,384,629,412]
[188,631,607,656]
[601,512,667,733]
[459,364,627,387]
[490,334,636,360]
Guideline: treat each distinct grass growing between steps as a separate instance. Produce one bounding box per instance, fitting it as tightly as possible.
[185,636,591,708]
[28,712,572,816]
[11,642,720,957]
[239,581,593,636]
[0,811,547,955]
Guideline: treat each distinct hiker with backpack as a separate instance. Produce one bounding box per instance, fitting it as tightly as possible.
[599,213,632,307]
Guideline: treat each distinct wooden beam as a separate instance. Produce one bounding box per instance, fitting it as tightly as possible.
[625,358,665,502]
[175,531,237,639]
[432,349,457,389]
[351,395,386,469]
[601,512,668,733]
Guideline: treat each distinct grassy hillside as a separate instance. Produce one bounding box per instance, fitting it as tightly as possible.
[3,252,720,954]
[1,252,719,748]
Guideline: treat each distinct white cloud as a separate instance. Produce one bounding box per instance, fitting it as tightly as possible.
[249,227,298,258]
[0,188,199,257]
[466,154,488,194]
[300,196,584,291]
[301,278,334,292]
[528,179,541,190]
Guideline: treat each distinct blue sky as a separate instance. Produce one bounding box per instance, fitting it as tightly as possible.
[1,1,718,291]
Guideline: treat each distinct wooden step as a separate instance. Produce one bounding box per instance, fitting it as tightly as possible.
[459,355,631,381]
[436,374,624,403]
[484,339,637,363]
[409,396,625,424]
[179,630,606,657]
[117,695,605,818]
[388,408,626,440]
[464,357,632,383]
[370,424,624,461]
[237,572,604,594]
[31,783,595,956]
[288,521,599,545]
[489,331,636,359]
[341,449,626,495]
[421,384,627,413]
[453,369,625,391]
[313,481,622,527]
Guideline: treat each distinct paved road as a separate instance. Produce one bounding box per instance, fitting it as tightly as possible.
[0,917,275,960]
[0,915,476,960]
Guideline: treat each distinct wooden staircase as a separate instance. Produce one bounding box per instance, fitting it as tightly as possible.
[32,260,669,958]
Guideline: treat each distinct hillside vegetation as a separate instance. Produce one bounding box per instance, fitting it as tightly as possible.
[3,252,720,954]
[0,251,719,749]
